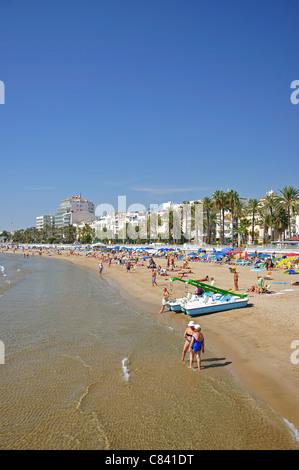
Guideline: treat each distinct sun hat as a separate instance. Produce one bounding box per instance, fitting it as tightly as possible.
[188,321,195,326]
[194,324,201,330]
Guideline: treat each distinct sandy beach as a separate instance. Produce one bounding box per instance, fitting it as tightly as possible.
[4,247,299,435]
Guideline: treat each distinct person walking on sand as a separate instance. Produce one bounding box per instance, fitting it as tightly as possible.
[233,270,239,290]
[126,261,131,273]
[189,324,204,370]
[158,287,170,314]
[181,321,195,361]
[152,269,157,287]
[99,262,103,276]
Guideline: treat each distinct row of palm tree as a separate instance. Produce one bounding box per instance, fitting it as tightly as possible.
[200,185,299,245]
[3,224,95,245]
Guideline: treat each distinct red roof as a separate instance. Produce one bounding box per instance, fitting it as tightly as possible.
[286,235,299,241]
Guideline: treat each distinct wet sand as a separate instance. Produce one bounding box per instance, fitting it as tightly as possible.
[5,249,299,434]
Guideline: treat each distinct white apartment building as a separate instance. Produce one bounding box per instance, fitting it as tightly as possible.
[36,215,55,230]
[55,195,95,228]
[92,210,146,240]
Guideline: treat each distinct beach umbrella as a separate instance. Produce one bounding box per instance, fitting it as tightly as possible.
[284,269,299,274]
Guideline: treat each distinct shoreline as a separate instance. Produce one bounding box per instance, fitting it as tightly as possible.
[2,249,299,440]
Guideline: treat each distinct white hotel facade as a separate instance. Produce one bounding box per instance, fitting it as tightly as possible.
[36,195,95,230]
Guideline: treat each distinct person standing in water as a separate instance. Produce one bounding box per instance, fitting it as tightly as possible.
[181,321,195,361]
[189,324,205,370]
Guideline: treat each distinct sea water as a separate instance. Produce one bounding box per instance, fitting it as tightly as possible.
[0,253,298,450]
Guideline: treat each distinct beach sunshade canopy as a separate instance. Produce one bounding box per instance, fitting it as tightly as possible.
[284,269,299,274]
[286,235,299,241]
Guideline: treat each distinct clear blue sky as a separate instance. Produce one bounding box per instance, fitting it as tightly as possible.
[0,0,298,230]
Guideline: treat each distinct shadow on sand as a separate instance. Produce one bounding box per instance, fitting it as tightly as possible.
[200,356,232,370]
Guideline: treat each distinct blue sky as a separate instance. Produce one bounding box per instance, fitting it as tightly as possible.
[0,0,298,230]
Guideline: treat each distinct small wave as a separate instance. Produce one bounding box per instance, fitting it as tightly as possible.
[75,385,91,410]
[0,266,4,273]
[61,353,93,371]
[121,357,130,381]
[17,269,21,272]
[283,418,299,443]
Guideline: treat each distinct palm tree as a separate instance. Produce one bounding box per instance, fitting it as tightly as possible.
[234,199,245,247]
[272,206,288,241]
[263,193,279,241]
[257,206,272,245]
[203,208,217,244]
[202,197,214,244]
[212,190,228,244]
[62,224,77,244]
[235,218,251,246]
[247,199,260,244]
[78,224,94,244]
[278,186,299,238]
[226,190,239,243]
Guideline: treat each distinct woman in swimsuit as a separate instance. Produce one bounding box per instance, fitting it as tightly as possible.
[189,324,205,370]
[181,321,195,361]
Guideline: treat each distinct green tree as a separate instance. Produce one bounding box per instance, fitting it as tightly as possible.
[62,225,77,244]
[278,186,299,238]
[212,190,228,244]
[226,190,239,243]
[0,230,10,241]
[247,199,260,244]
[234,199,246,246]
[78,224,94,244]
[202,197,214,244]
[257,206,272,245]
[272,206,288,241]
[235,218,251,246]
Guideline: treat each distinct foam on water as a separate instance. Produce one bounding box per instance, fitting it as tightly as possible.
[121,357,130,381]
[283,418,299,443]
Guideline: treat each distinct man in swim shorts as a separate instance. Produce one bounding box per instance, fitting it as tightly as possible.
[157,287,170,314]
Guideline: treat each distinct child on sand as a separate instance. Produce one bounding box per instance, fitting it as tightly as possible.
[233,270,239,290]
[152,269,157,286]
